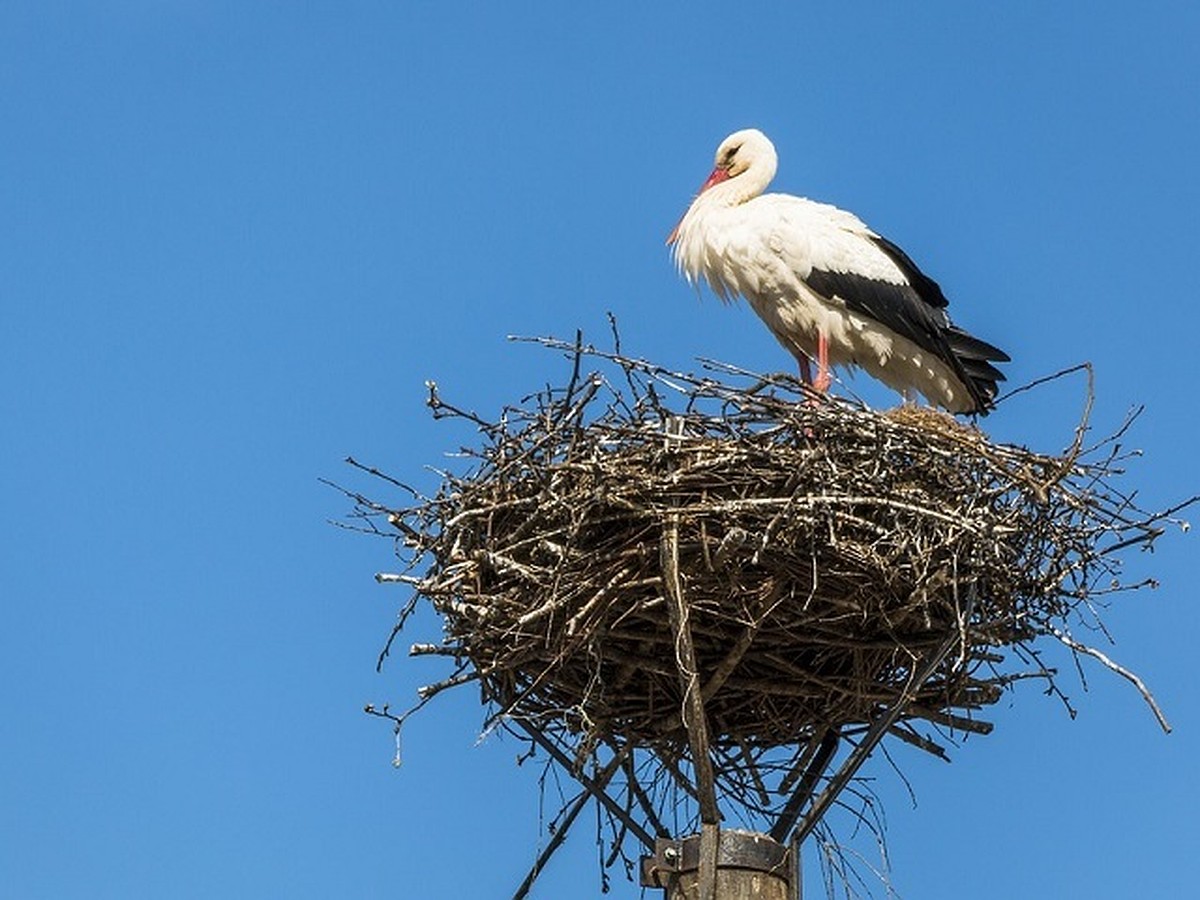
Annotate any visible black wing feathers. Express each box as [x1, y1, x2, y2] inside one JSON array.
[[805, 234, 1009, 413], [870, 234, 951, 309], [804, 267, 948, 360]]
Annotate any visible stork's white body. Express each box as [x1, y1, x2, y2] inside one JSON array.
[[669, 129, 1008, 415]]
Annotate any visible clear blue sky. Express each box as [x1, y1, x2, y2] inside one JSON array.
[[3, 3, 1198, 897]]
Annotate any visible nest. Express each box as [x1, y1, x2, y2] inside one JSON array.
[[345, 334, 1186, 885]]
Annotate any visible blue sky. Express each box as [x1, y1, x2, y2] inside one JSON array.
[[3, 3, 1198, 897]]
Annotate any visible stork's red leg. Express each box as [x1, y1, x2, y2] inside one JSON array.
[[813, 332, 832, 393]]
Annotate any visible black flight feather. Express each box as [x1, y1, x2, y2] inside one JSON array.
[[803, 235, 1009, 413]]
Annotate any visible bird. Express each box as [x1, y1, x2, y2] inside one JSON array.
[[667, 128, 1009, 415]]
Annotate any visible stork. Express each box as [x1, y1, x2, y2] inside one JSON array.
[[667, 128, 1009, 415]]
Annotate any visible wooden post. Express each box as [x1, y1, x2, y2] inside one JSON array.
[[647, 422, 797, 899], [642, 828, 796, 900]]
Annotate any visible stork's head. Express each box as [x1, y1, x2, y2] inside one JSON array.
[[666, 128, 779, 245], [711, 128, 777, 184], [689, 128, 779, 202]]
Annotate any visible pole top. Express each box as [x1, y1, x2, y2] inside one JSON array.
[[640, 829, 791, 888]]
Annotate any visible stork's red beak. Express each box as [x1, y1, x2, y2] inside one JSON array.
[[698, 166, 732, 193], [666, 166, 732, 245]]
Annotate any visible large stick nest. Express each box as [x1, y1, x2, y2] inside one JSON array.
[[359, 337, 1182, 767]]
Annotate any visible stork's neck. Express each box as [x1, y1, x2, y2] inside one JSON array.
[[672, 152, 778, 290]]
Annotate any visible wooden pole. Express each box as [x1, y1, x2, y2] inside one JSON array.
[[644, 828, 796, 900], [661, 512, 720, 826]]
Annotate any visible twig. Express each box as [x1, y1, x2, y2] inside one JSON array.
[[1050, 627, 1172, 733]]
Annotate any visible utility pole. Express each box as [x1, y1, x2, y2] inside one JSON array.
[[642, 829, 797, 900]]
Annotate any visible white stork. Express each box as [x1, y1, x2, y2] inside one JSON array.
[[668, 128, 1009, 415]]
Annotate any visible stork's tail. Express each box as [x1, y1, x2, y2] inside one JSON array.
[[945, 326, 1010, 414]]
